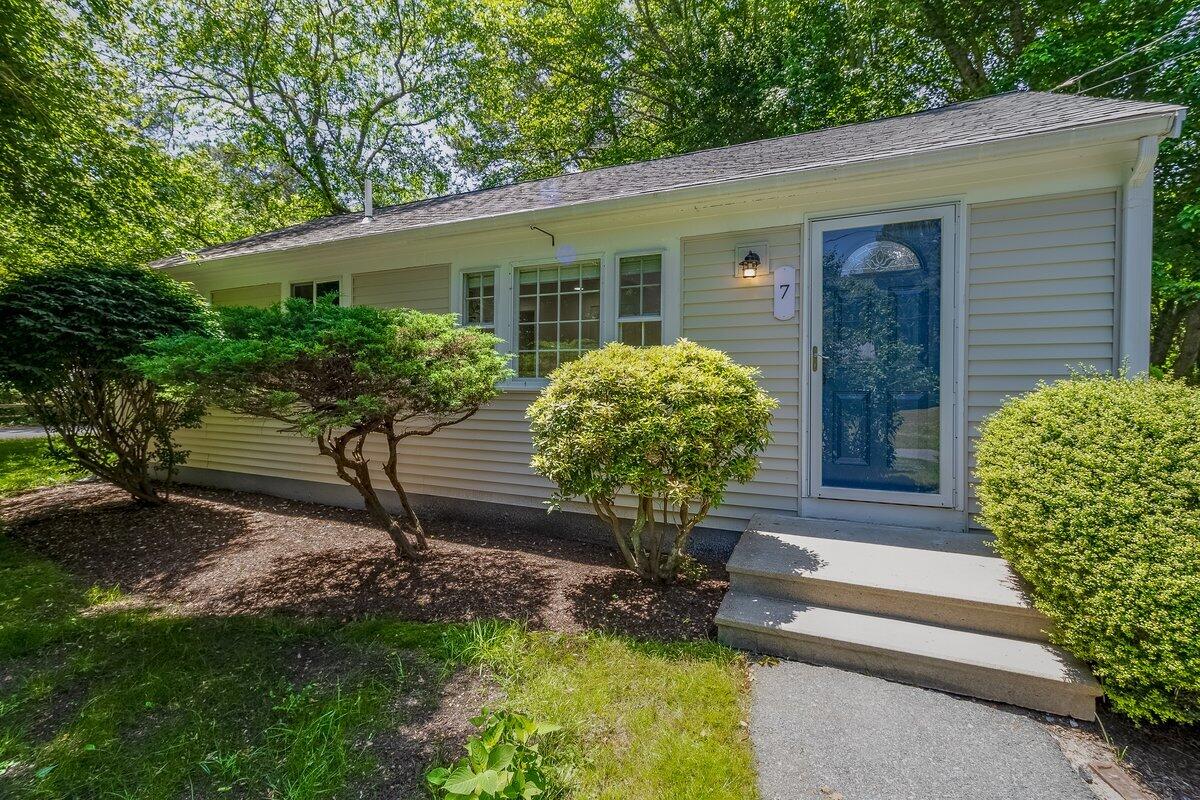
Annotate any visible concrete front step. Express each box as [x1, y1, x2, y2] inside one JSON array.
[[728, 514, 1050, 641], [717, 592, 1102, 720]]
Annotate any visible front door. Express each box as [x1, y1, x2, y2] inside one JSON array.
[[808, 205, 956, 507]]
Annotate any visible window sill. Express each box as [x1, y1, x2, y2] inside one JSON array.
[[499, 379, 548, 393]]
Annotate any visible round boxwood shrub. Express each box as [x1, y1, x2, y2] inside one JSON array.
[[975, 375, 1200, 722], [528, 340, 777, 583]]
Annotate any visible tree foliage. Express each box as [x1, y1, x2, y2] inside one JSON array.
[[447, 0, 926, 184], [976, 375, 1200, 722], [528, 341, 776, 583], [130, 0, 469, 214], [0, 0, 309, 271], [0, 263, 215, 503], [134, 299, 511, 558]]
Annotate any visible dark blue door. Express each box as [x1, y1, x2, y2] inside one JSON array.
[[819, 217, 942, 494]]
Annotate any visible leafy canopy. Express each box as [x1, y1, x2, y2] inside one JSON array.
[[976, 375, 1200, 723], [130, 0, 468, 214], [0, 263, 216, 503], [0, 263, 215, 392], [529, 340, 776, 512], [134, 298, 511, 437], [0, 0, 313, 271]]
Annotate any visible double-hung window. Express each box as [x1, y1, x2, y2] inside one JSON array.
[[617, 253, 662, 346], [291, 279, 341, 303], [462, 271, 496, 331], [516, 260, 601, 378]]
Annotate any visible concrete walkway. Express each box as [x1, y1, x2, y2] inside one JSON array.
[[0, 426, 46, 440], [751, 660, 1096, 800]]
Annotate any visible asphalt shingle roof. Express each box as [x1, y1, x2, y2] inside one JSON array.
[[157, 91, 1182, 268]]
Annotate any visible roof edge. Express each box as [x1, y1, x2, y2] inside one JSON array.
[[155, 96, 1185, 270]]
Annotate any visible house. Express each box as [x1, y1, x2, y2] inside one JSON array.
[[157, 91, 1186, 719]]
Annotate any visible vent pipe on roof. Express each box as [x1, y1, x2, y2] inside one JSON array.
[[361, 177, 373, 223]]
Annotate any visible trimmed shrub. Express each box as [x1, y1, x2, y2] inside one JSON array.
[[975, 375, 1200, 722], [134, 299, 510, 558], [0, 263, 214, 503], [528, 340, 777, 583]]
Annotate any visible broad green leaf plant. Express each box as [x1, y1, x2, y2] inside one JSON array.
[[426, 709, 562, 800], [134, 299, 511, 558], [528, 340, 776, 583]]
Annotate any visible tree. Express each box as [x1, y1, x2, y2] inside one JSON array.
[[447, 0, 924, 185], [134, 299, 511, 559], [0, 0, 308, 272], [129, 0, 468, 214], [0, 263, 216, 503], [528, 341, 777, 583]]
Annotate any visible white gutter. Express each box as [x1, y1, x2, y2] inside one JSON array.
[[1117, 122, 1179, 376]]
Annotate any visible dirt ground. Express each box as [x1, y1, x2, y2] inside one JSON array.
[[0, 481, 727, 640]]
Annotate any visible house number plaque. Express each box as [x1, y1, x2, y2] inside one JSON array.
[[773, 265, 796, 321]]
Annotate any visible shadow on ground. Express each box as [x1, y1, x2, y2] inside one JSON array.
[[1, 482, 728, 641]]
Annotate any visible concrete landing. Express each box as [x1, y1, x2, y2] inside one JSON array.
[[751, 660, 1096, 800]]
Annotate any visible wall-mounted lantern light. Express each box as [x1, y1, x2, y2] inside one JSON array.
[[738, 250, 761, 279]]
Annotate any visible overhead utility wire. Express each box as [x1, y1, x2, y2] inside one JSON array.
[[1052, 15, 1200, 91], [1079, 45, 1200, 94]]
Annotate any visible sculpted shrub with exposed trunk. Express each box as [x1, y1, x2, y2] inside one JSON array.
[[0, 263, 215, 504], [133, 299, 510, 559], [528, 340, 777, 583]]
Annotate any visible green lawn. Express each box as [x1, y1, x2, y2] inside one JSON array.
[[0, 438, 85, 498], [0, 443, 757, 799]]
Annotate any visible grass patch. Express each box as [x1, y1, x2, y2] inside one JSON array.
[[0, 543, 756, 799], [0, 439, 85, 498], [435, 621, 757, 800]]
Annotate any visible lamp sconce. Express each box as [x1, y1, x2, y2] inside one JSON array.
[[738, 251, 761, 279], [735, 243, 768, 278]]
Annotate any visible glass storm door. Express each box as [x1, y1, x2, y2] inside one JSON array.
[[808, 206, 955, 506]]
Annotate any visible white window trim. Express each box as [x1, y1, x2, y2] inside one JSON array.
[[460, 268, 498, 332], [614, 249, 666, 347], [505, 253, 608, 388], [451, 247, 673, 392], [289, 276, 344, 305]]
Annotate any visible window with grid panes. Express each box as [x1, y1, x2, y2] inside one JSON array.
[[462, 271, 495, 330], [516, 260, 601, 378], [617, 253, 662, 346]]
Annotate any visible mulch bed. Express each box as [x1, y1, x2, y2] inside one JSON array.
[[1048, 711, 1200, 800], [0, 481, 727, 640]]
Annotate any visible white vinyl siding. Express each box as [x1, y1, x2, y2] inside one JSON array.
[[681, 226, 802, 530], [178, 267, 582, 525], [172, 187, 1127, 535], [210, 283, 281, 308], [966, 189, 1118, 518], [177, 228, 801, 533], [352, 264, 450, 312]]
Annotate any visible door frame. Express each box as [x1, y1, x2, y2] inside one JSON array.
[[805, 203, 960, 508]]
